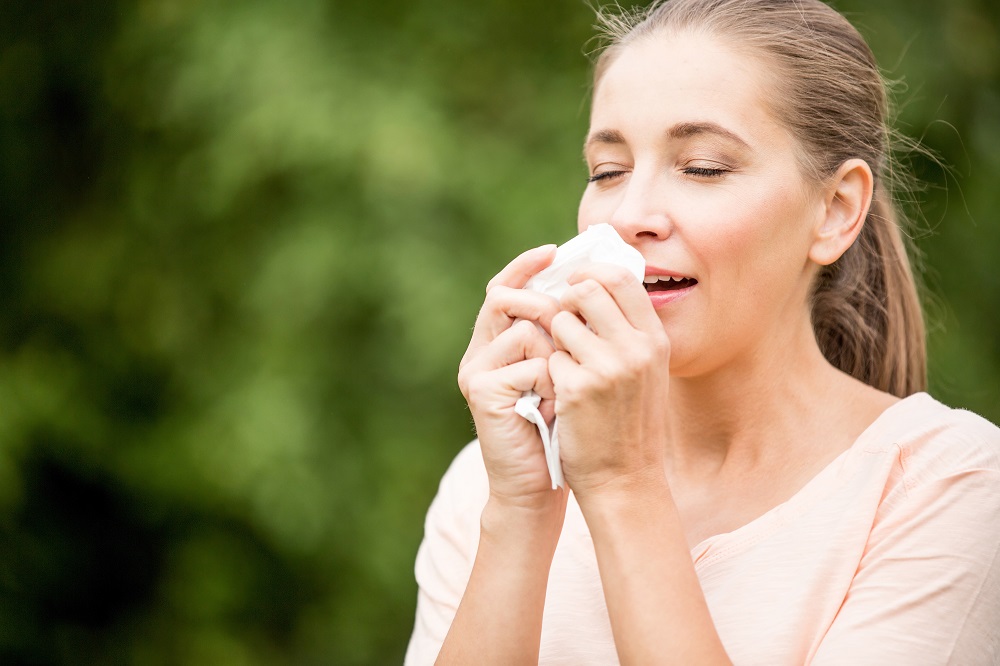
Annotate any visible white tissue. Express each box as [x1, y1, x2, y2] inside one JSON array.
[[513, 223, 645, 488]]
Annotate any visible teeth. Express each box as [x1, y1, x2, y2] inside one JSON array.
[[644, 275, 689, 283]]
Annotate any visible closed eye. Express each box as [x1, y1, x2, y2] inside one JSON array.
[[587, 170, 629, 184], [683, 166, 729, 178]]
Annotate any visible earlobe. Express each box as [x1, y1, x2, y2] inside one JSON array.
[[808, 158, 874, 266]]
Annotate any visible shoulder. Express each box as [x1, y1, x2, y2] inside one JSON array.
[[854, 393, 1000, 522], [809, 396, 1000, 664], [880, 393, 1000, 485], [420, 439, 490, 545], [434, 439, 490, 507], [413, 440, 489, 596]]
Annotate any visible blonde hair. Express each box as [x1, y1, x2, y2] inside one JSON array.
[[592, 0, 927, 397]]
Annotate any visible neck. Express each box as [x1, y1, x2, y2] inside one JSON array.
[[665, 316, 854, 479]]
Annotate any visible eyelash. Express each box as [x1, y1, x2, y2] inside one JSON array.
[[586, 166, 730, 183], [587, 170, 628, 183], [683, 166, 729, 178]]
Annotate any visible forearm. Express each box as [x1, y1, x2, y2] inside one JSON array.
[[578, 479, 731, 665], [436, 495, 566, 665]]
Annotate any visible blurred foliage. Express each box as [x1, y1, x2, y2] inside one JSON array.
[[0, 0, 997, 663]]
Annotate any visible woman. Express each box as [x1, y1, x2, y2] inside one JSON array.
[[406, 0, 1000, 663]]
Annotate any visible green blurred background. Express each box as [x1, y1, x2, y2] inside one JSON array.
[[0, 0, 997, 663]]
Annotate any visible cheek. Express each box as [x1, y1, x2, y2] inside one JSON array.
[[693, 186, 812, 299], [577, 189, 613, 232]]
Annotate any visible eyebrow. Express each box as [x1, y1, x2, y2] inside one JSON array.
[[584, 121, 751, 151], [585, 128, 627, 147], [668, 121, 751, 149]]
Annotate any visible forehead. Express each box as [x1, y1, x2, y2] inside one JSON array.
[[591, 30, 785, 145]]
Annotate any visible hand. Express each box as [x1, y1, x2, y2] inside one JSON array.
[[548, 263, 671, 499], [458, 245, 566, 509]]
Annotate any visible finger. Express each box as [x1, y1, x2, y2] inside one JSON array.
[[547, 349, 582, 396], [462, 319, 555, 383], [486, 244, 557, 292], [532, 357, 556, 402], [568, 263, 660, 332], [466, 287, 560, 356], [493, 356, 551, 396], [470, 357, 553, 409], [559, 278, 634, 340], [550, 309, 607, 366]]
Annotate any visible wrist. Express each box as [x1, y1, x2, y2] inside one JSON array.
[[574, 467, 675, 529], [573, 461, 670, 504], [481, 491, 567, 553]]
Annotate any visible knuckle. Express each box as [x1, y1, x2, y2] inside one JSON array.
[[623, 343, 655, 371], [513, 318, 536, 336], [560, 281, 590, 306], [549, 310, 575, 335], [463, 373, 490, 404], [577, 279, 602, 297], [457, 365, 474, 396], [637, 327, 669, 356], [482, 285, 509, 307], [524, 356, 546, 375], [502, 319, 530, 346], [556, 383, 583, 409], [608, 267, 636, 290], [649, 332, 670, 356], [595, 359, 625, 383], [620, 353, 646, 375], [558, 376, 594, 408], [552, 310, 576, 326], [539, 300, 560, 322]]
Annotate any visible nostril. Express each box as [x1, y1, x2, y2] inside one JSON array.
[[611, 210, 673, 242]]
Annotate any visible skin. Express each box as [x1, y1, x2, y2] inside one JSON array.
[[442, 29, 898, 664]]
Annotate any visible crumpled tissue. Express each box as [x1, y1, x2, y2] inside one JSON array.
[[513, 223, 645, 488]]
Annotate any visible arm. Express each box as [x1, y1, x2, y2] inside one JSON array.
[[577, 478, 731, 665], [431, 245, 568, 664], [436, 495, 566, 664], [549, 266, 731, 665], [405, 443, 567, 666]]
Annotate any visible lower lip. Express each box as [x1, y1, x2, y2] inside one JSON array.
[[646, 285, 695, 309]]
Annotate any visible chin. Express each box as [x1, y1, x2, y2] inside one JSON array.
[[664, 338, 728, 381]]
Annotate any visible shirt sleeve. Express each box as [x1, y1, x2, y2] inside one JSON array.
[[404, 441, 488, 666], [811, 415, 1000, 665]]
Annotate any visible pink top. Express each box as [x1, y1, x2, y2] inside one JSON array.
[[405, 393, 1000, 665]]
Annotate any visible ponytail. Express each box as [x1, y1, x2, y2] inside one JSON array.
[[810, 187, 926, 397]]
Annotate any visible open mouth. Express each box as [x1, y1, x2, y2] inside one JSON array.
[[643, 275, 698, 292]]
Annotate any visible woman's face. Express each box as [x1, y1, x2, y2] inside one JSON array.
[[579, 30, 826, 377]]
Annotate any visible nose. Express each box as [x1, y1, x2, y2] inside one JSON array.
[[608, 170, 672, 242]]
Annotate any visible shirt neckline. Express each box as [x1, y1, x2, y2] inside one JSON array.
[[688, 392, 935, 564]]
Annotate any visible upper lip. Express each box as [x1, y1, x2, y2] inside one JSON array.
[[643, 266, 696, 281]]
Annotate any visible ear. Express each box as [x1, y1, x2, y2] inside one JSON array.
[[808, 158, 874, 266]]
